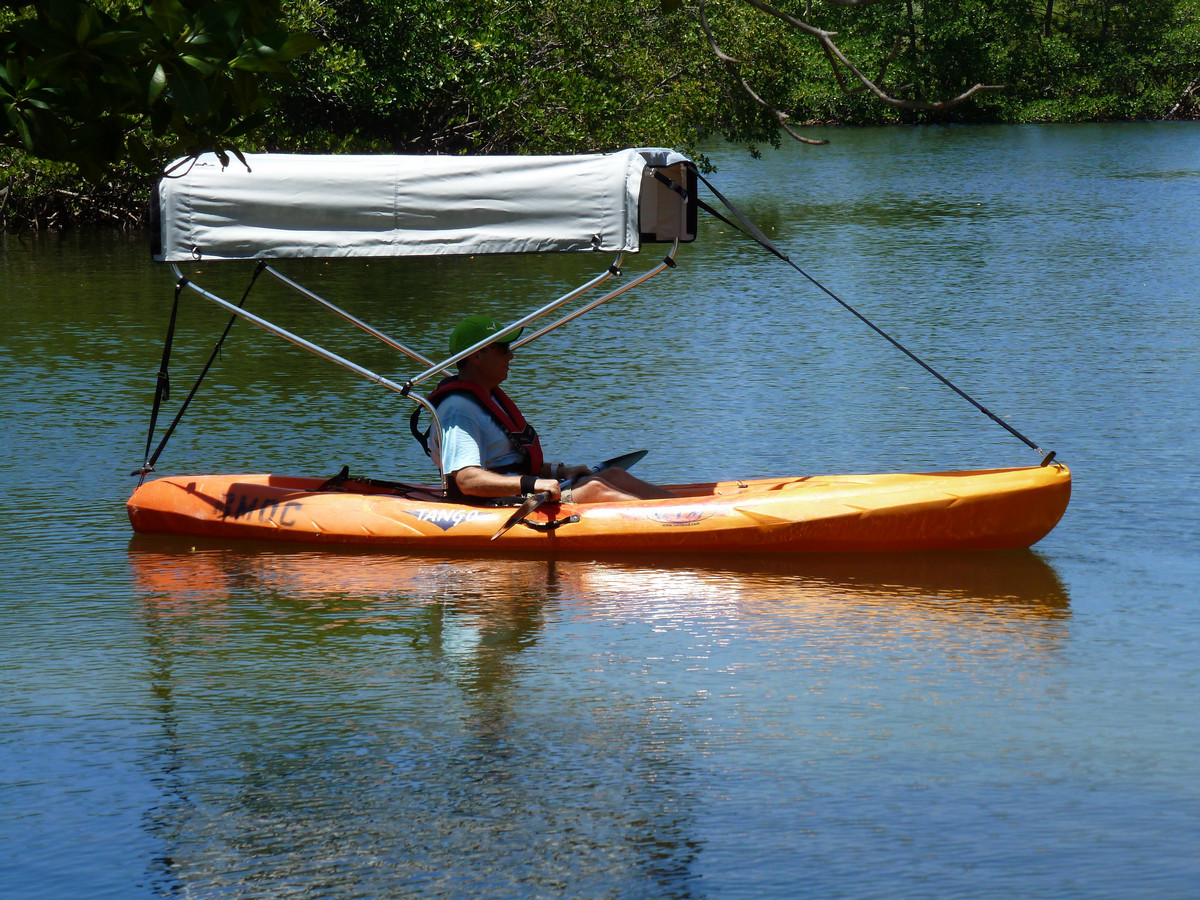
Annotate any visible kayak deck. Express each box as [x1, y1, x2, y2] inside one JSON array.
[[126, 464, 1071, 553]]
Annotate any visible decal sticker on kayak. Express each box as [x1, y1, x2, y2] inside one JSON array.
[[223, 493, 303, 527], [645, 509, 718, 527], [406, 508, 488, 532]]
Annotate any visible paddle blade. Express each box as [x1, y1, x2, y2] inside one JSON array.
[[490, 491, 549, 541], [593, 449, 647, 473]]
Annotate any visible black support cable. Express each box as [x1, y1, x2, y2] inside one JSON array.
[[135, 278, 184, 482], [134, 262, 267, 483], [691, 170, 1057, 466]]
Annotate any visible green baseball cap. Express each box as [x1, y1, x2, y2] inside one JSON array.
[[448, 315, 523, 356]]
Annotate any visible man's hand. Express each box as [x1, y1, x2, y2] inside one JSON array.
[[532, 478, 562, 500], [560, 464, 592, 482]]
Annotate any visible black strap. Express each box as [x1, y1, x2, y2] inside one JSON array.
[[134, 278, 184, 482], [133, 263, 265, 482], [409, 405, 432, 456], [694, 170, 1058, 465], [519, 514, 581, 532], [651, 168, 690, 202], [315, 466, 434, 496], [318, 465, 351, 491]]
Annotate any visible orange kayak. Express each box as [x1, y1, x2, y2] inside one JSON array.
[[126, 464, 1070, 553]]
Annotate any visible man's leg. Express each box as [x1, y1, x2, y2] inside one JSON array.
[[570, 467, 675, 502]]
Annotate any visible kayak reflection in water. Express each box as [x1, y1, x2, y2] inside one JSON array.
[[430, 315, 675, 505]]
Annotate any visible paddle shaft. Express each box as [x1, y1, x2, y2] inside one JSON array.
[[489, 449, 648, 540]]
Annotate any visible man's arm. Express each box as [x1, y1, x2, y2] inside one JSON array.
[[452, 466, 561, 499]]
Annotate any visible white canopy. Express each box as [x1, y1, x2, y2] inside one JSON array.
[[152, 148, 694, 262]]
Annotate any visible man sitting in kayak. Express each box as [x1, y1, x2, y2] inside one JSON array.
[[430, 315, 674, 504]]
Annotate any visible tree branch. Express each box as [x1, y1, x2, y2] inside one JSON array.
[[1167, 76, 1200, 119], [743, 0, 1003, 109], [698, 1, 829, 145], [707, 0, 1006, 145]]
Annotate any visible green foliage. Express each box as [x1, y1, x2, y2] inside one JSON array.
[[0, 0, 316, 178], [682, 0, 1196, 127], [0, 148, 151, 228], [4, 0, 1199, 230], [268, 0, 755, 157]]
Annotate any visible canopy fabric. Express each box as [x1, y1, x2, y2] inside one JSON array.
[[152, 148, 691, 262]]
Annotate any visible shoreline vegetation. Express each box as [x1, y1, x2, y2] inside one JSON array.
[[3, 0, 1198, 233]]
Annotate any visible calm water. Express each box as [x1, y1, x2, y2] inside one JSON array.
[[2, 123, 1199, 898]]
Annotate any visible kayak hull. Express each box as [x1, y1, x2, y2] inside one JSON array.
[[126, 464, 1071, 553]]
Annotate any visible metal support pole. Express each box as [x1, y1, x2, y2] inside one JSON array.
[[169, 264, 413, 398], [263, 265, 446, 374], [406, 253, 626, 387]]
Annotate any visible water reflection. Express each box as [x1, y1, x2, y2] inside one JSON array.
[[127, 540, 1068, 895], [557, 549, 1069, 619], [129, 537, 1071, 624], [129, 542, 711, 896]]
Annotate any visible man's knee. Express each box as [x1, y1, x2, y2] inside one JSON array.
[[571, 478, 624, 504]]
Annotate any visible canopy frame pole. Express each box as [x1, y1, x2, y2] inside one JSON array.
[[168, 247, 673, 490], [262, 265, 447, 374], [264, 257, 625, 491], [405, 242, 677, 390], [169, 264, 414, 397], [404, 252, 628, 389], [409, 394, 446, 494], [515, 240, 680, 348], [168, 264, 454, 494]]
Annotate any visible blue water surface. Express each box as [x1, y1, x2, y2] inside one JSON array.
[[2, 122, 1199, 899]]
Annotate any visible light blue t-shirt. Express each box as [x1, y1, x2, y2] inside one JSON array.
[[434, 393, 526, 475]]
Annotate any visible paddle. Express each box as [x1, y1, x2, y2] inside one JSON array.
[[490, 450, 648, 541], [588, 449, 648, 476]]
